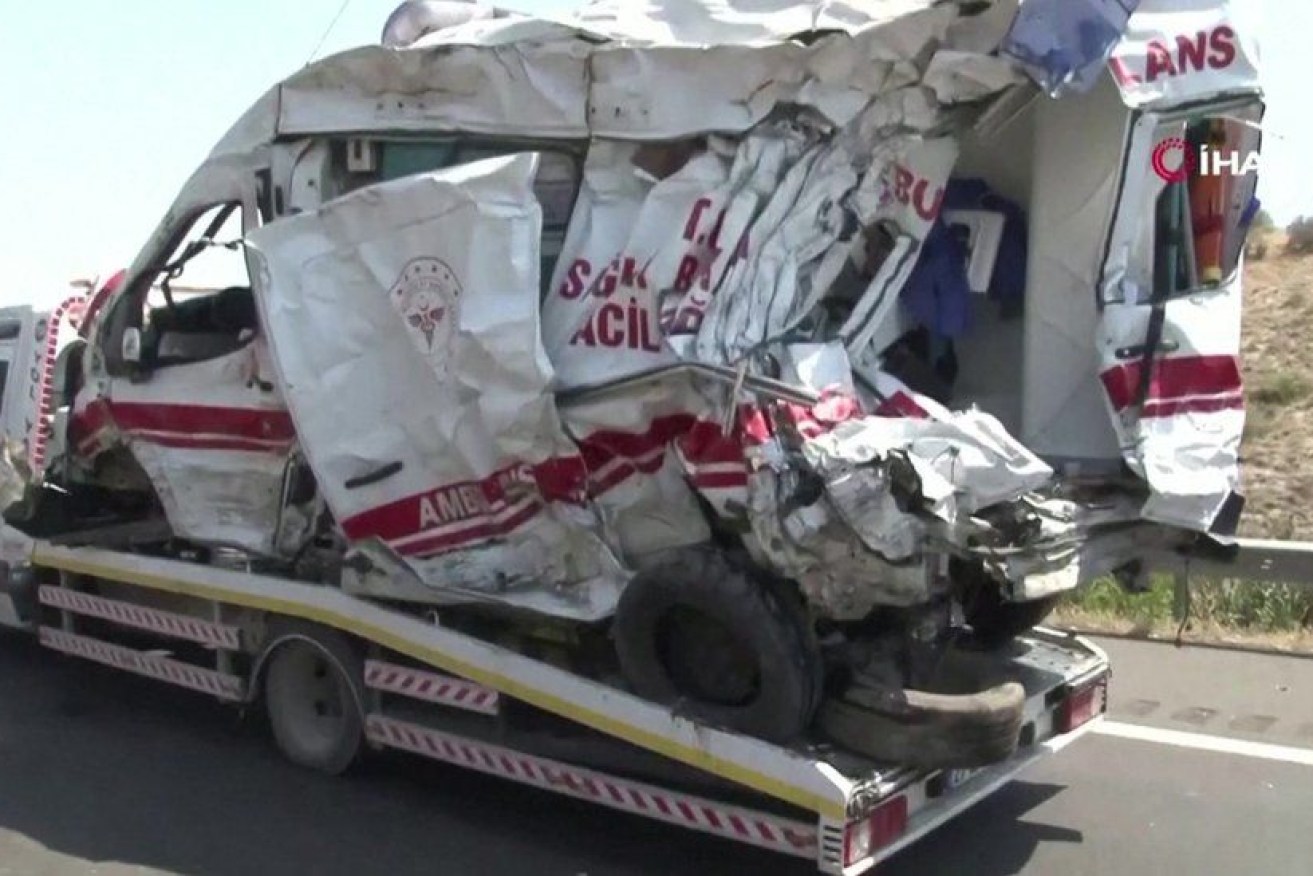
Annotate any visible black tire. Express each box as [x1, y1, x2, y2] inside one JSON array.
[[953, 560, 1060, 649], [613, 547, 823, 742], [263, 628, 365, 775], [966, 590, 1061, 649], [820, 680, 1026, 770]]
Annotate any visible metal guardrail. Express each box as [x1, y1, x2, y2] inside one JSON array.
[[1156, 538, 1313, 588]]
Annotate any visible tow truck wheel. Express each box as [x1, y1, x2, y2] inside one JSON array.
[[613, 547, 823, 743], [263, 629, 365, 775]]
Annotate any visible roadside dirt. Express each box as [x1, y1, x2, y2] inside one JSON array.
[[1239, 236, 1313, 540]]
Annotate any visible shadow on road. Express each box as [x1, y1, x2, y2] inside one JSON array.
[[881, 781, 1083, 876], [0, 632, 1079, 876]]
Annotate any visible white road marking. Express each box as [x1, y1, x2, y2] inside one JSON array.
[[1095, 720, 1313, 766]]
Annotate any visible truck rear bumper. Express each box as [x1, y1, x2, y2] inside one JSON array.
[[841, 711, 1106, 874], [829, 632, 1109, 873]]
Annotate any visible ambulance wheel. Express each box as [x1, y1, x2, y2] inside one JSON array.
[[613, 546, 823, 742], [954, 560, 1060, 648], [966, 594, 1061, 648], [263, 630, 365, 775]]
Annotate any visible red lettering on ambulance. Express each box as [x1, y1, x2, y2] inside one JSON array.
[[891, 164, 944, 222], [1115, 25, 1239, 85], [1209, 26, 1237, 69], [683, 198, 713, 241], [570, 297, 663, 351], [558, 259, 591, 299]]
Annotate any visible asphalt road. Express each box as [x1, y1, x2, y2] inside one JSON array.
[[2, 632, 1312, 876]]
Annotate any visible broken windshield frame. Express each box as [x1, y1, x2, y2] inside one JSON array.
[[100, 197, 257, 378]]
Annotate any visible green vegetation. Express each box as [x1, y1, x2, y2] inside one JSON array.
[[1250, 372, 1313, 407], [1059, 574, 1313, 635], [1240, 372, 1310, 443]]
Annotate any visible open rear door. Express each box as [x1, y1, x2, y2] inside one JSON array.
[[246, 153, 625, 620], [1096, 97, 1261, 535]]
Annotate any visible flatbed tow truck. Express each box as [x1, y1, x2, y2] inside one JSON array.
[[0, 283, 1109, 873], [0, 0, 1265, 870], [2, 541, 1108, 873]]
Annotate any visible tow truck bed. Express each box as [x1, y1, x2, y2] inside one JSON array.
[[4, 542, 1109, 874]]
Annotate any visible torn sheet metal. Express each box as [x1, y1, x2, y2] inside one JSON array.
[[837, 135, 960, 357], [580, 11, 957, 139], [539, 95, 977, 573], [746, 460, 937, 613], [543, 141, 740, 388], [800, 409, 1055, 521], [247, 154, 627, 620], [692, 130, 863, 364], [693, 117, 961, 367], [1107, 0, 1261, 109], [556, 371, 714, 561], [922, 50, 1027, 104], [734, 343, 1061, 610]]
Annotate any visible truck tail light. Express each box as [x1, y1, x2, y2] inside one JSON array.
[[1057, 674, 1108, 734], [843, 794, 909, 867]]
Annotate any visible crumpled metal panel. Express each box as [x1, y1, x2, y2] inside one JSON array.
[[800, 409, 1055, 521], [732, 342, 1061, 612], [557, 373, 714, 561], [103, 344, 294, 557], [229, 0, 1023, 151], [582, 11, 957, 139], [247, 154, 627, 620]]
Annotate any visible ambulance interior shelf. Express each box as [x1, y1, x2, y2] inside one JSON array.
[[873, 177, 1027, 408], [1116, 106, 1262, 309]]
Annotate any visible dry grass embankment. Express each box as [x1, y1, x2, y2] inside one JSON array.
[[1055, 231, 1313, 650]]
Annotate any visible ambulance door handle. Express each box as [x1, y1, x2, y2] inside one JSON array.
[[344, 461, 403, 490], [1115, 339, 1179, 360]]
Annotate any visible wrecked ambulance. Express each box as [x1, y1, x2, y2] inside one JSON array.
[[6, 0, 1263, 753]]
